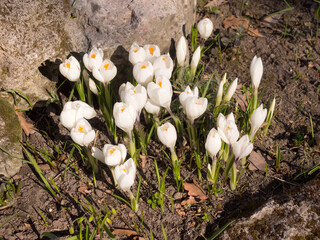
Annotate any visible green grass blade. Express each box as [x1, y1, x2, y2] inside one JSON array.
[[207, 219, 235, 240]]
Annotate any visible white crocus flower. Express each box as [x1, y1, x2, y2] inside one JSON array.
[[217, 112, 239, 145], [205, 128, 222, 159], [88, 78, 99, 95], [114, 158, 136, 192], [223, 78, 238, 102], [143, 44, 161, 63], [250, 104, 268, 139], [70, 118, 95, 147], [144, 98, 161, 116], [92, 59, 117, 84], [147, 76, 173, 110], [190, 46, 201, 78], [129, 42, 147, 65], [60, 101, 96, 130], [176, 36, 188, 67], [153, 54, 174, 79], [179, 86, 199, 110], [119, 82, 147, 119], [133, 61, 154, 87], [250, 56, 263, 89], [102, 144, 127, 167], [185, 96, 208, 124], [113, 102, 137, 139], [59, 56, 81, 82], [215, 77, 225, 107], [197, 18, 214, 40], [157, 122, 177, 153], [232, 135, 253, 164], [83, 47, 104, 72]]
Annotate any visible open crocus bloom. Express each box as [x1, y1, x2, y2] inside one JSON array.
[[59, 56, 81, 82], [113, 102, 137, 136], [157, 122, 177, 152], [129, 42, 147, 65], [60, 101, 96, 130], [70, 118, 95, 147], [185, 96, 208, 124], [217, 112, 239, 145], [250, 56, 263, 89], [133, 60, 154, 87], [197, 18, 214, 40], [232, 135, 253, 164], [144, 98, 161, 116], [83, 47, 103, 72], [250, 104, 267, 138], [114, 158, 136, 192], [143, 44, 160, 63], [103, 144, 127, 167], [179, 86, 199, 109], [147, 75, 173, 109], [176, 36, 188, 67], [119, 82, 147, 116], [92, 59, 117, 84], [153, 54, 174, 79], [205, 128, 222, 159]]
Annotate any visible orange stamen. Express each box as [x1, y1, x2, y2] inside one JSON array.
[[104, 64, 109, 70], [66, 62, 71, 68], [162, 57, 166, 61], [227, 126, 231, 130], [78, 126, 84, 133], [134, 50, 138, 53], [158, 81, 162, 87], [109, 148, 115, 154], [141, 65, 146, 69], [149, 47, 154, 56], [123, 168, 126, 173], [121, 108, 125, 112], [91, 53, 96, 59]]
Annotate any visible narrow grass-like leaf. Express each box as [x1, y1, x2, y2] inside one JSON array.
[[207, 219, 235, 240], [40, 232, 59, 240]]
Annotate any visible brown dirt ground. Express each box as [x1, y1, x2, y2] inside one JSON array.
[[1, 0, 320, 239]]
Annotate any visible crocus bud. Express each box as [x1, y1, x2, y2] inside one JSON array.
[[157, 122, 177, 152], [70, 118, 95, 147], [102, 144, 127, 167], [143, 44, 161, 63], [91, 147, 105, 162], [250, 104, 267, 139], [179, 86, 199, 110], [266, 97, 276, 123], [190, 46, 201, 78], [217, 112, 239, 145], [153, 54, 174, 79], [147, 76, 173, 110], [88, 78, 98, 95], [250, 56, 263, 89], [176, 36, 188, 67], [83, 47, 104, 72], [133, 61, 154, 87], [232, 135, 253, 164], [129, 42, 147, 65], [223, 78, 238, 102], [205, 128, 222, 158], [59, 56, 81, 82], [144, 98, 161, 116], [215, 78, 224, 107], [113, 102, 137, 137], [185, 96, 208, 124], [92, 59, 117, 84], [114, 158, 136, 192], [197, 18, 214, 40]]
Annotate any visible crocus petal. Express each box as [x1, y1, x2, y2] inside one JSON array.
[[91, 147, 105, 162]]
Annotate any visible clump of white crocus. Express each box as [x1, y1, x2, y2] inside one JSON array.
[[113, 102, 137, 140], [60, 101, 96, 130], [250, 104, 267, 140], [133, 61, 154, 87], [153, 54, 174, 79], [144, 98, 161, 117], [176, 36, 188, 67], [83, 47, 104, 72], [59, 56, 81, 82], [143, 44, 161, 63], [223, 78, 238, 102], [250, 56, 263, 90], [185, 96, 208, 124], [119, 82, 147, 120], [70, 118, 95, 147], [92, 59, 117, 84], [197, 18, 214, 40], [147, 75, 173, 111], [232, 135, 253, 164], [205, 128, 222, 183], [217, 112, 239, 145], [190, 46, 201, 79], [129, 42, 146, 65]]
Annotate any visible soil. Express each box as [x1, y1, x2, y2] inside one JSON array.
[[1, 0, 320, 239]]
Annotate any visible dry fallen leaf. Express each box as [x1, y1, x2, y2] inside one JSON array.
[[112, 228, 138, 237], [78, 186, 87, 194], [15, 106, 36, 136], [261, 12, 284, 26], [248, 150, 271, 171], [140, 154, 147, 169], [205, 0, 227, 8], [184, 182, 208, 200], [224, 15, 264, 37], [181, 196, 198, 206]]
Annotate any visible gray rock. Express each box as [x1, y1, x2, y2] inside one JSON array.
[[0, 0, 196, 107], [220, 179, 320, 239], [0, 99, 23, 177]]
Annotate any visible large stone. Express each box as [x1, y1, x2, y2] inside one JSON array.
[[220, 179, 320, 239], [0, 99, 23, 177], [0, 0, 196, 107]]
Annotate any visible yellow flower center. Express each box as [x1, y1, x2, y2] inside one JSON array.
[[162, 57, 166, 61], [104, 64, 109, 70], [121, 108, 125, 112], [133, 90, 136, 94], [91, 53, 96, 59], [78, 126, 84, 133], [158, 81, 162, 87], [109, 148, 115, 154], [149, 47, 154, 56], [141, 65, 146, 69], [187, 91, 190, 94], [165, 126, 169, 131], [227, 126, 231, 130], [133, 50, 138, 53], [123, 168, 126, 173], [66, 62, 71, 68], [195, 101, 199, 105]]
